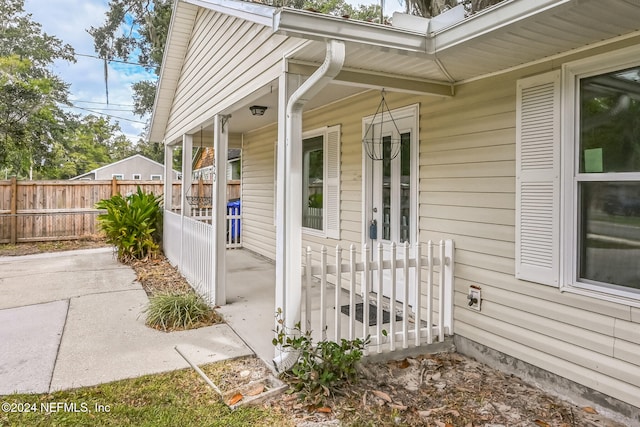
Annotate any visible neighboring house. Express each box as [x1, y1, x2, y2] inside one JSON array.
[[192, 147, 241, 181], [70, 154, 181, 181], [150, 0, 640, 421]]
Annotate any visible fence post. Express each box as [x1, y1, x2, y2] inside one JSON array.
[[111, 177, 118, 196], [10, 177, 17, 244]]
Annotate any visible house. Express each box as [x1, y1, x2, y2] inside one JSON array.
[[149, 0, 640, 421], [192, 147, 241, 182], [70, 154, 180, 181]]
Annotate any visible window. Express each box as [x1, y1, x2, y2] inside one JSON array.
[[517, 45, 640, 301], [150, 174, 162, 181], [303, 135, 324, 230], [301, 126, 341, 238], [573, 62, 640, 294], [133, 174, 141, 180], [112, 174, 124, 180]]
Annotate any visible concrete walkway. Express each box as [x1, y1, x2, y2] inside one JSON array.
[[0, 248, 252, 395]]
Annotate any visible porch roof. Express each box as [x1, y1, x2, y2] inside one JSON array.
[[149, 0, 640, 142]]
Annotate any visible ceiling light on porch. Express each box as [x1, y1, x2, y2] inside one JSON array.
[[249, 105, 267, 116], [363, 90, 401, 161]]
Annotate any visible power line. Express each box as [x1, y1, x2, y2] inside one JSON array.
[[68, 105, 147, 124], [76, 53, 150, 68], [70, 99, 135, 107]]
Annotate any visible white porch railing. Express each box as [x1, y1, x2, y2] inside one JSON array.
[[163, 210, 214, 303], [163, 209, 242, 305], [188, 205, 242, 248], [302, 240, 454, 354]]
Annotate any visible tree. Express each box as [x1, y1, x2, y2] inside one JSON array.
[[0, 0, 76, 178], [403, 0, 505, 17], [50, 115, 135, 179], [88, 0, 172, 116]]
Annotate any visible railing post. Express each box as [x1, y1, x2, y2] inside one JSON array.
[[443, 239, 455, 336], [10, 177, 17, 244], [334, 245, 342, 342], [376, 243, 383, 353], [305, 246, 312, 333], [389, 242, 396, 352], [320, 246, 327, 341], [402, 242, 409, 349], [426, 241, 433, 344], [362, 244, 370, 342], [348, 244, 356, 341], [438, 240, 446, 343], [414, 243, 422, 348]]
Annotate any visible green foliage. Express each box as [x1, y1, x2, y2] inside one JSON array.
[[145, 292, 217, 331], [88, 0, 173, 116], [96, 187, 162, 262], [0, 0, 76, 178], [273, 309, 369, 404]]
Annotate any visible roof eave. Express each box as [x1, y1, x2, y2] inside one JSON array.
[[273, 8, 431, 56], [434, 0, 572, 51]]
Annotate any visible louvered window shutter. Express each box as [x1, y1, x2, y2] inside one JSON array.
[[325, 125, 341, 239], [515, 71, 560, 286]]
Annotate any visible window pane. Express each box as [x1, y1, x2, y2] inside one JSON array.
[[580, 66, 640, 173], [303, 136, 323, 230], [400, 132, 411, 243], [382, 135, 391, 241], [578, 182, 640, 290]]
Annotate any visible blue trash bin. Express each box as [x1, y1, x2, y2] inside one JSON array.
[[226, 199, 241, 241]]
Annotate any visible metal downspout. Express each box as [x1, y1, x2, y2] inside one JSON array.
[[273, 39, 345, 372]]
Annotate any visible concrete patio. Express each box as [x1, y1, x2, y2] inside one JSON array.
[[0, 248, 253, 395]]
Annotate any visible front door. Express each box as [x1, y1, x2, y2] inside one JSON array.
[[364, 105, 418, 306]]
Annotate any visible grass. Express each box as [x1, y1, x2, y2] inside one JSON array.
[[0, 363, 292, 427], [144, 293, 222, 332]]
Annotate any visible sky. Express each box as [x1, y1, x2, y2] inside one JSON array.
[[23, 0, 405, 142], [24, 0, 155, 141]]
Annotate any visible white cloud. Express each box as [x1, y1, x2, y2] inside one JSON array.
[[24, 0, 153, 139]]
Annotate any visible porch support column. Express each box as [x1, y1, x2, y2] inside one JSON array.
[[179, 134, 193, 266], [274, 39, 345, 370], [181, 134, 193, 218], [163, 142, 174, 213], [211, 114, 229, 306]]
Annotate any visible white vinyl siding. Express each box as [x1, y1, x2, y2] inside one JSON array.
[[241, 125, 278, 260], [418, 63, 640, 409], [515, 70, 561, 286], [163, 9, 306, 143]]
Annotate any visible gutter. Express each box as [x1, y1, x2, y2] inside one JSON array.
[[273, 39, 346, 372]]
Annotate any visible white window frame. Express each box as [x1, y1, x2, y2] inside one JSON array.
[[561, 44, 640, 304], [150, 174, 162, 181], [301, 125, 341, 239], [132, 173, 142, 180], [302, 128, 327, 237], [112, 174, 124, 180]]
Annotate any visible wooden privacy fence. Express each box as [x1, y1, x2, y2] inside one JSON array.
[[0, 178, 240, 243], [303, 240, 454, 355]]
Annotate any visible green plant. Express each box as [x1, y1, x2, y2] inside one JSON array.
[[145, 292, 219, 331], [273, 309, 369, 404], [96, 187, 162, 262]]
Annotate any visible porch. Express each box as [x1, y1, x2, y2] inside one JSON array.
[[213, 244, 455, 366]]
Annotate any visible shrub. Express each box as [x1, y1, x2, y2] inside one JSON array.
[[96, 187, 162, 262], [273, 309, 369, 404], [145, 292, 219, 331]]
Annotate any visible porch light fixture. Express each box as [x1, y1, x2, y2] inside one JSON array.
[[363, 89, 401, 161], [249, 105, 267, 116]]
